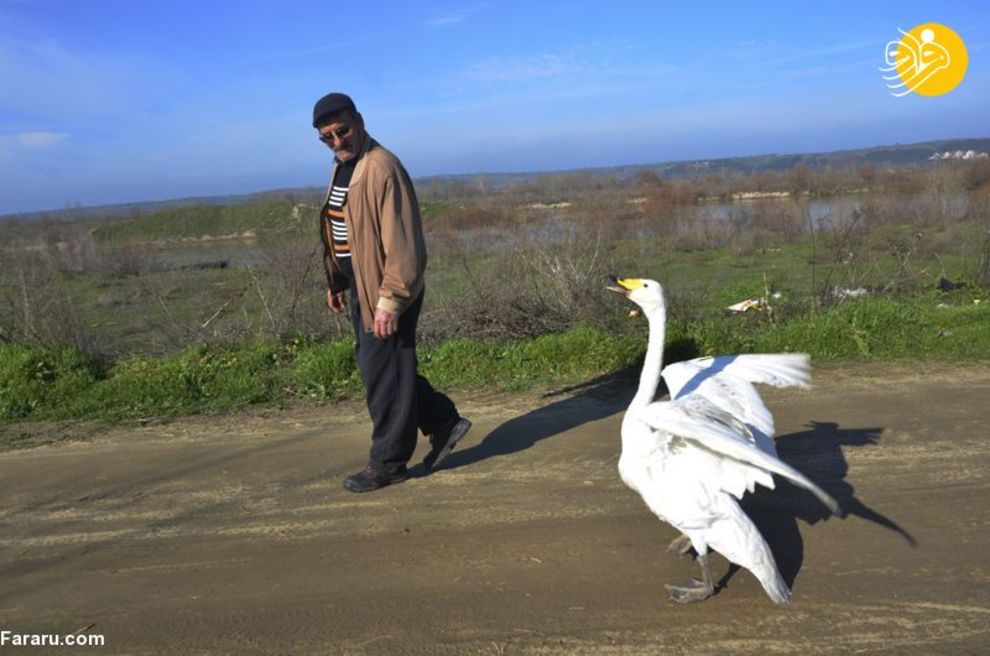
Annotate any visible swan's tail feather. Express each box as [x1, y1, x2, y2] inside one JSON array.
[[760, 566, 792, 605], [705, 499, 792, 605]]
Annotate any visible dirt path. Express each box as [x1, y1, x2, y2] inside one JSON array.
[[1, 362, 988, 655]]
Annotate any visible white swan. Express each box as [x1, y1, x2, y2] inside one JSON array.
[[608, 276, 842, 603]]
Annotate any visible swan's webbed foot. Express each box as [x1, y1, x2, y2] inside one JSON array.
[[666, 534, 694, 557], [664, 580, 714, 603], [664, 552, 715, 603]]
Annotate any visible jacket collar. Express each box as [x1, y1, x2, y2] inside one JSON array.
[[332, 134, 378, 186]]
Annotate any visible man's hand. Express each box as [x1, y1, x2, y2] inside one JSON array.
[[373, 308, 398, 339], [327, 289, 347, 313]]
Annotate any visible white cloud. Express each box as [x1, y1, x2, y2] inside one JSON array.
[[425, 3, 488, 28], [457, 53, 590, 85], [15, 130, 68, 147], [426, 14, 463, 27], [0, 130, 68, 152]]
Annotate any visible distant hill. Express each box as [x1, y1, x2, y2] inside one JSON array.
[[418, 137, 990, 186], [656, 137, 990, 176], [2, 188, 327, 222], [4, 137, 988, 221]]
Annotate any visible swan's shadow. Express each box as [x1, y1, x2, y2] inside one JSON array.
[[437, 342, 917, 598], [716, 421, 917, 593]]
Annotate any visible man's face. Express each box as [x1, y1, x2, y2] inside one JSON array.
[[317, 112, 365, 163]]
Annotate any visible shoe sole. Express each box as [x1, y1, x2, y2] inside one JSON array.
[[426, 418, 472, 472]]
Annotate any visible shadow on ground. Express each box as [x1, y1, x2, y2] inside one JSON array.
[[717, 421, 918, 594], [439, 338, 706, 473], [438, 346, 918, 598], [440, 366, 640, 472]]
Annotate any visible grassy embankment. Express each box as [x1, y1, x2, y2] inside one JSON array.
[[2, 289, 987, 425]]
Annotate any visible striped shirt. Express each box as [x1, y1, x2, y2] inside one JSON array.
[[323, 159, 356, 260]]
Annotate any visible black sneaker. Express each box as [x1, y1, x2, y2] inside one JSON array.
[[343, 464, 408, 493], [424, 417, 472, 472]]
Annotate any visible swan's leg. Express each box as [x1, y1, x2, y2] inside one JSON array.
[[666, 534, 694, 557], [664, 552, 715, 603]]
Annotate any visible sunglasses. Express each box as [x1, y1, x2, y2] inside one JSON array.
[[318, 124, 353, 143]]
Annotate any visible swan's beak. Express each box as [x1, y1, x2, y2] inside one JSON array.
[[606, 275, 644, 295], [607, 276, 644, 316]]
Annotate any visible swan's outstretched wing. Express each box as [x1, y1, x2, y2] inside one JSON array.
[[640, 395, 841, 516], [661, 354, 810, 446]]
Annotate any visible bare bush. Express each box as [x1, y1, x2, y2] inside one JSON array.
[[963, 160, 990, 191], [750, 198, 806, 241], [0, 249, 103, 355], [254, 235, 347, 338], [89, 242, 149, 278], [971, 188, 990, 288], [421, 229, 621, 343], [135, 234, 348, 352], [431, 205, 516, 233]]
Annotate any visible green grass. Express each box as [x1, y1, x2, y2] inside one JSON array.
[[0, 328, 643, 424], [68, 342, 286, 420], [0, 345, 101, 420], [753, 295, 990, 360], [421, 326, 643, 391], [2, 295, 987, 426]]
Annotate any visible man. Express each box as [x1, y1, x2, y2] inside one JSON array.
[[312, 92, 471, 493]]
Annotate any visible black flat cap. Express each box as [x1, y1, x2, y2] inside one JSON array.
[[312, 92, 357, 127]]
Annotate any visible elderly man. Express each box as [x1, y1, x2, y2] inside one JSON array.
[[313, 92, 471, 493]]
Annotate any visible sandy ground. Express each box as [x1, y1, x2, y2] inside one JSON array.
[[1, 362, 988, 655]]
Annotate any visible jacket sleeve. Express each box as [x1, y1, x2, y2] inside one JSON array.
[[374, 162, 426, 315]]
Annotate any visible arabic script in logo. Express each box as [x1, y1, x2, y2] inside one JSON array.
[[880, 23, 968, 97]]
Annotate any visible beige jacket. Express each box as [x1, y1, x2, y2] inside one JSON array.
[[321, 137, 427, 332]]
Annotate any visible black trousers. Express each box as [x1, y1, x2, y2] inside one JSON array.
[[350, 289, 457, 472]]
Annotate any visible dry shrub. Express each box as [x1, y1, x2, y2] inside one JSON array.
[[858, 178, 967, 231], [569, 198, 646, 244], [426, 205, 524, 259], [20, 222, 153, 279], [855, 191, 895, 227], [85, 242, 149, 278], [0, 249, 103, 355], [978, 234, 990, 289], [790, 164, 811, 193], [665, 206, 735, 252], [641, 179, 696, 217], [421, 229, 620, 343], [750, 198, 805, 241], [130, 235, 347, 353], [254, 235, 345, 338], [883, 169, 926, 195], [971, 188, 990, 287], [964, 159, 990, 191], [431, 205, 516, 232]]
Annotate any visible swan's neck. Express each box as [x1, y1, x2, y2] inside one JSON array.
[[631, 305, 666, 410]]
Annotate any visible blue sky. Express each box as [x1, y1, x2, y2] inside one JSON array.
[[1, 0, 988, 215]]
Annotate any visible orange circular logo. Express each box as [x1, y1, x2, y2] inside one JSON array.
[[881, 23, 968, 97]]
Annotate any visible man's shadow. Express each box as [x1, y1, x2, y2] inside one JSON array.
[[721, 420, 917, 592], [438, 367, 636, 471]]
